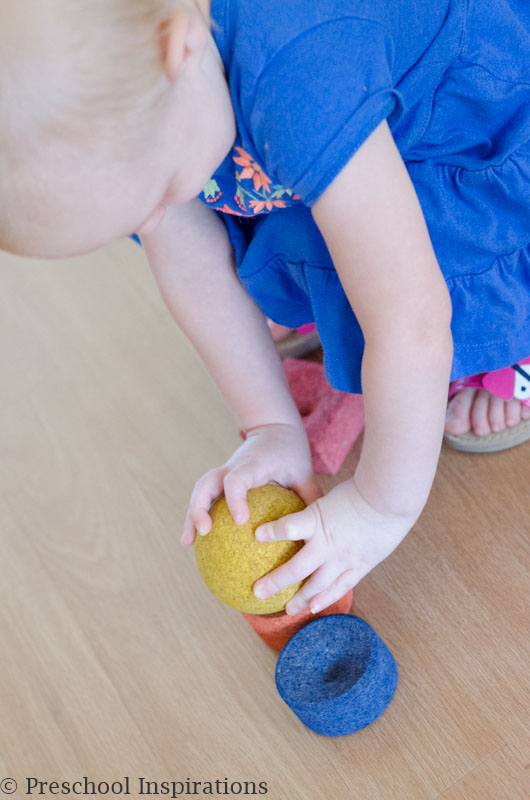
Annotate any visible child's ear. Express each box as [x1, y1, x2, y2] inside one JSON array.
[[159, 8, 207, 83]]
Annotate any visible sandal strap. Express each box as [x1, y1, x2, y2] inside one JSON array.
[[448, 374, 484, 399], [449, 357, 530, 407]]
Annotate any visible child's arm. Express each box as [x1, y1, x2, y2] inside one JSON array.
[[140, 200, 322, 534], [312, 119, 454, 518], [252, 120, 454, 613], [141, 199, 301, 431]]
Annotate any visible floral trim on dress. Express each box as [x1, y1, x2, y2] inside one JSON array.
[[202, 146, 300, 217]]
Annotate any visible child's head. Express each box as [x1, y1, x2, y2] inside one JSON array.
[[0, 0, 235, 257]]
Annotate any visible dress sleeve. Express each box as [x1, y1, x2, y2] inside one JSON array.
[[249, 17, 405, 206]]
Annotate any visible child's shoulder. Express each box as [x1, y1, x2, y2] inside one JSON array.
[[204, 1, 464, 212], [212, 0, 460, 90], [213, 0, 399, 69]]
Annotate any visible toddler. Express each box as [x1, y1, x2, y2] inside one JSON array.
[[1, 0, 529, 616]]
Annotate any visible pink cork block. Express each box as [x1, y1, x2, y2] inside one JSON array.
[[238, 358, 364, 474], [283, 359, 364, 474], [242, 589, 354, 651]]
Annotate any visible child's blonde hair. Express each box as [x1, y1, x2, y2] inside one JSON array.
[[1, 0, 189, 182]]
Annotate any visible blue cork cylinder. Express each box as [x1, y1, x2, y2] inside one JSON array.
[[275, 614, 398, 736]]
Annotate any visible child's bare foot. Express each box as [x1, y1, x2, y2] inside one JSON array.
[[445, 388, 530, 436]]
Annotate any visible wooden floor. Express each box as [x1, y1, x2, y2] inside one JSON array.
[[0, 238, 528, 800]]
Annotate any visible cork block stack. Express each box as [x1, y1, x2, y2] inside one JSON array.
[[241, 589, 353, 650], [275, 615, 398, 736], [194, 484, 398, 736]]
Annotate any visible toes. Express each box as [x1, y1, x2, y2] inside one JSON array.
[[446, 385, 530, 438], [488, 395, 506, 433], [505, 398, 522, 427], [445, 388, 475, 434], [470, 390, 492, 436]]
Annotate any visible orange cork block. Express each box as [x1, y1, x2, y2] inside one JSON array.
[[242, 589, 354, 650]]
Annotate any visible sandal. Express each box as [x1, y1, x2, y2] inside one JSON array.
[[444, 358, 530, 453]]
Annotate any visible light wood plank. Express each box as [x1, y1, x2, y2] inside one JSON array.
[[436, 746, 528, 799]]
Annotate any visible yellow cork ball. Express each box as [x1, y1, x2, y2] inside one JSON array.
[[195, 484, 306, 614]]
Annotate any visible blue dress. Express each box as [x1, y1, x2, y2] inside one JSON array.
[[198, 0, 530, 394]]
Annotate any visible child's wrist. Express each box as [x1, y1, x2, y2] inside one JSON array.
[[346, 473, 425, 526], [243, 418, 307, 442]]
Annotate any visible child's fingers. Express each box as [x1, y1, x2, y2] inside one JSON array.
[[189, 470, 226, 535], [284, 562, 337, 615], [222, 467, 263, 525], [255, 504, 319, 543], [180, 507, 197, 547], [220, 469, 322, 528], [252, 539, 322, 602], [300, 568, 358, 615]]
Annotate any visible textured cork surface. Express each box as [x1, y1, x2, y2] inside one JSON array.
[[282, 359, 365, 475], [275, 615, 398, 736], [195, 484, 306, 614], [242, 589, 353, 650]]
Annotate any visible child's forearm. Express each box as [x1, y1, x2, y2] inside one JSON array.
[[352, 325, 453, 521], [310, 120, 457, 524], [141, 200, 303, 433]]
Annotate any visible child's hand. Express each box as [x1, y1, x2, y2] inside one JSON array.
[[181, 422, 323, 546], [253, 479, 413, 614]]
